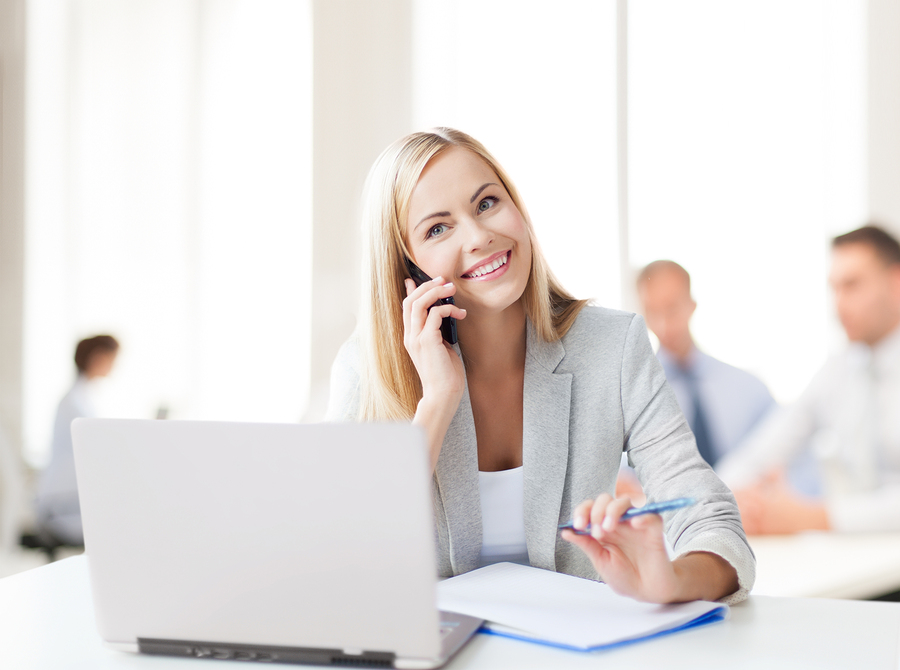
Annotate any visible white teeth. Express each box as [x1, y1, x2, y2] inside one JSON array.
[[467, 253, 508, 278]]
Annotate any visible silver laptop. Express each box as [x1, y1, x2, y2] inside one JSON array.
[[72, 418, 482, 668]]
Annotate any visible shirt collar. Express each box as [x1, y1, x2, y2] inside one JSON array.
[[846, 322, 900, 373], [658, 344, 705, 377], [871, 323, 900, 372]]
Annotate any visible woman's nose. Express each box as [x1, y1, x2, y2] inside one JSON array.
[[461, 217, 494, 253]]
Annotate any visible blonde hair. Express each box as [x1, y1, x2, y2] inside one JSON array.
[[357, 128, 587, 421]]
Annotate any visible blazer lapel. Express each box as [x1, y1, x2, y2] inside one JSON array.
[[522, 322, 572, 571]]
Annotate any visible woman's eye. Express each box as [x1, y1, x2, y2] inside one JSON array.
[[478, 196, 498, 213], [427, 223, 448, 239]]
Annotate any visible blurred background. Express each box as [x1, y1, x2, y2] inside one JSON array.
[[0, 0, 899, 567]]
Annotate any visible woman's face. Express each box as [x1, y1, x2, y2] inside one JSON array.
[[405, 147, 532, 315]]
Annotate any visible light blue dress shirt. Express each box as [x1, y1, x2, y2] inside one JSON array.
[[657, 346, 776, 466]]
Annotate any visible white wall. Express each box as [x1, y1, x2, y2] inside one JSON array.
[[304, 0, 414, 422], [868, 0, 900, 232], [0, 0, 27, 551], [0, 0, 25, 451]]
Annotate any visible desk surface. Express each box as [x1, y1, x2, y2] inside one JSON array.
[[1, 556, 899, 669], [750, 531, 900, 599]]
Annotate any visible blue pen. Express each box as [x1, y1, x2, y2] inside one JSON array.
[[558, 497, 696, 535]]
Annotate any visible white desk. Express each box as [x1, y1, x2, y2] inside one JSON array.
[[750, 532, 900, 599], [2, 556, 899, 670]]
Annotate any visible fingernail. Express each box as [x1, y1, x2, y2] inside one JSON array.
[[443, 282, 453, 288], [603, 517, 615, 532], [591, 525, 602, 540], [433, 276, 444, 283], [574, 514, 584, 529]]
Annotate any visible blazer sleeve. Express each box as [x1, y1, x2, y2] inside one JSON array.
[[324, 337, 362, 422], [621, 315, 756, 605]]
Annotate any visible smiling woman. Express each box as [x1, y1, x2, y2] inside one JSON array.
[[326, 128, 755, 607], [407, 149, 532, 329], [350, 129, 586, 424]]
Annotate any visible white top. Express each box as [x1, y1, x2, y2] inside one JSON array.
[[718, 324, 900, 531], [477, 466, 528, 567]]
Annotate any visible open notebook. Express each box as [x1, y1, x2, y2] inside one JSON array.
[[436, 562, 727, 652]]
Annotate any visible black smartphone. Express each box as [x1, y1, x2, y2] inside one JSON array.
[[404, 258, 458, 345]]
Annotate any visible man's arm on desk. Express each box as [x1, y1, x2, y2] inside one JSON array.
[[716, 381, 826, 534], [737, 472, 900, 534], [734, 470, 830, 534]]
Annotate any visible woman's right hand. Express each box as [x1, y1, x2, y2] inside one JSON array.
[[403, 277, 467, 469], [403, 277, 467, 403]]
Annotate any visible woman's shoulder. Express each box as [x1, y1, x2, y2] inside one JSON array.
[[325, 332, 363, 422], [562, 304, 641, 345], [552, 305, 657, 374], [331, 331, 362, 373]]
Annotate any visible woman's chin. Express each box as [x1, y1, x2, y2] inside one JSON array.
[[455, 292, 527, 319]]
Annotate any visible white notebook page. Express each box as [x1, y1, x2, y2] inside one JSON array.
[[436, 562, 727, 650]]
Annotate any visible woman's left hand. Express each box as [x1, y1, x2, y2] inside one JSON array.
[[561, 493, 738, 603]]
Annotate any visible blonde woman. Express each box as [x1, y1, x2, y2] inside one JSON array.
[[326, 128, 754, 605]]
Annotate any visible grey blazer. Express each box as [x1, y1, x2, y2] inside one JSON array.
[[326, 306, 755, 604]]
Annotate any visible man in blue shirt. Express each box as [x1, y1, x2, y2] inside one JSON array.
[[637, 260, 776, 467]]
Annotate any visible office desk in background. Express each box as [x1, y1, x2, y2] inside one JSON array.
[[750, 531, 900, 599], [2, 556, 899, 669]]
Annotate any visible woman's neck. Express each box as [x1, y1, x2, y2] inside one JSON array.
[[457, 301, 527, 376]]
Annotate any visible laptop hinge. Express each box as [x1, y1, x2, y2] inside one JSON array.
[[138, 637, 397, 667]]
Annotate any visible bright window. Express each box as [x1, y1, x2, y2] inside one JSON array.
[[628, 0, 866, 401], [24, 0, 312, 465]]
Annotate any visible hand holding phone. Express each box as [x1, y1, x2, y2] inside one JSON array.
[[405, 258, 458, 345]]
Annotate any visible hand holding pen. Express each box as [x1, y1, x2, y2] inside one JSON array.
[[559, 497, 696, 535], [560, 495, 707, 603]]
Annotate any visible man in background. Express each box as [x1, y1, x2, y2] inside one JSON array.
[[718, 225, 900, 533], [618, 261, 776, 500], [35, 335, 119, 547], [638, 260, 776, 467]]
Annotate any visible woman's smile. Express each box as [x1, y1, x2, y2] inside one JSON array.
[[461, 250, 511, 281]]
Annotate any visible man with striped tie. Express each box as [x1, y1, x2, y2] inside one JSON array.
[[637, 260, 776, 468], [616, 260, 776, 502]]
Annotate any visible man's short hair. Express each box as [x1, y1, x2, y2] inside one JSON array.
[[636, 260, 691, 293], [74, 334, 119, 373], [832, 224, 900, 267]]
